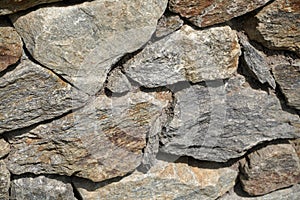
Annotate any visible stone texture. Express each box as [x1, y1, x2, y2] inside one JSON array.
[[240, 143, 300, 196], [155, 14, 184, 38], [238, 32, 276, 89], [11, 175, 76, 200], [220, 184, 300, 200], [106, 69, 132, 94], [272, 61, 300, 110], [0, 161, 10, 200], [124, 25, 240, 87], [0, 0, 63, 15], [6, 91, 171, 182], [160, 75, 300, 162], [0, 139, 10, 158], [0, 59, 88, 134], [244, 0, 300, 55], [73, 159, 238, 200], [11, 0, 168, 95], [0, 18, 22, 72], [169, 0, 271, 28]]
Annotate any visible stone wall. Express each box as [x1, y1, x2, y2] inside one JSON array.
[[0, 0, 299, 199]]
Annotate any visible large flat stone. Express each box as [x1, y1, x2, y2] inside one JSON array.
[[124, 25, 240, 87], [6, 91, 171, 182], [11, 0, 168, 94], [160, 75, 300, 162]]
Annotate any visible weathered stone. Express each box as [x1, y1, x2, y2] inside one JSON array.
[[124, 25, 240, 87], [160, 75, 300, 162], [6, 91, 171, 182], [272, 61, 300, 110], [240, 143, 300, 196], [0, 139, 10, 158], [0, 18, 22, 72], [169, 0, 271, 27], [11, 0, 168, 94], [106, 69, 132, 94], [0, 161, 10, 200], [73, 159, 238, 200], [244, 0, 300, 55], [238, 32, 276, 89], [0, 0, 63, 15], [11, 175, 76, 200], [0, 59, 88, 134], [220, 184, 300, 200], [155, 14, 183, 38], [291, 138, 300, 158]]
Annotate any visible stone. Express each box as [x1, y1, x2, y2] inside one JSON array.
[[244, 0, 300, 56], [0, 139, 10, 158], [160, 75, 300, 162], [0, 161, 10, 200], [11, 175, 76, 200], [239, 143, 300, 196], [106, 69, 132, 94], [238, 32, 276, 89], [11, 0, 168, 95], [73, 158, 238, 200], [0, 59, 88, 134], [169, 0, 271, 28], [220, 184, 300, 200], [6, 91, 171, 182], [155, 14, 184, 38], [0, 0, 63, 15], [0, 18, 22, 72], [124, 25, 240, 88], [272, 61, 300, 110]]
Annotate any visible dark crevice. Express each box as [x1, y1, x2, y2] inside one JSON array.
[[71, 182, 83, 200]]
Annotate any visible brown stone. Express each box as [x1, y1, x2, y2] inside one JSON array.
[[155, 14, 184, 38], [0, 139, 10, 158]]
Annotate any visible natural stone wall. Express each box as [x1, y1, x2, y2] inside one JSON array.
[[0, 0, 299, 199]]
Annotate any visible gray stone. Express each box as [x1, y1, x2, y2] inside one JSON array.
[[169, 0, 271, 28], [6, 91, 171, 182], [155, 14, 184, 38], [0, 18, 22, 72], [11, 175, 76, 200], [0, 161, 10, 200], [238, 32, 276, 89], [11, 0, 168, 95], [73, 159, 238, 200], [0, 59, 88, 134], [124, 25, 240, 88], [0, 139, 10, 158], [244, 0, 300, 56], [272, 61, 300, 110], [240, 143, 300, 196], [160, 75, 300, 162], [106, 69, 132, 94]]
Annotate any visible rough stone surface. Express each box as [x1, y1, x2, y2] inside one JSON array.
[[220, 184, 300, 200], [0, 161, 10, 200], [0, 0, 63, 15], [244, 0, 300, 55], [106, 69, 132, 94], [0, 59, 88, 134], [238, 32, 276, 89], [155, 14, 184, 38], [0, 139, 10, 158], [6, 91, 171, 182], [240, 143, 300, 196], [272, 61, 300, 110], [73, 158, 238, 200], [169, 0, 271, 27], [11, 0, 168, 94], [124, 25, 240, 87], [0, 18, 22, 72], [11, 175, 76, 200], [160, 75, 300, 162]]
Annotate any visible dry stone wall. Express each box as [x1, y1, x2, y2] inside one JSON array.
[[0, 0, 300, 199]]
